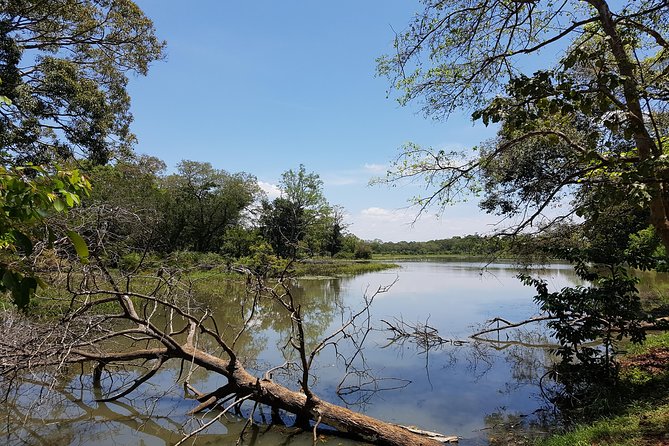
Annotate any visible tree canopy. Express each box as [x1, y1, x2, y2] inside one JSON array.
[[160, 161, 260, 252], [378, 0, 669, 249], [0, 0, 165, 165], [259, 165, 344, 258], [377, 0, 669, 388]]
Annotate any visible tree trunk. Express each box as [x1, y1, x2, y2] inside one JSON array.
[[587, 0, 669, 251], [71, 343, 452, 446]]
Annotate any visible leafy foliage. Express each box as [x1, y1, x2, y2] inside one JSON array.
[[522, 271, 645, 370], [0, 165, 90, 307], [259, 165, 346, 259], [0, 0, 165, 164], [378, 0, 669, 402], [378, 0, 669, 245], [159, 161, 260, 252]]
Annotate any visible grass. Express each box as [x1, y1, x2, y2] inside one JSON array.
[[539, 405, 669, 446], [537, 331, 669, 446], [624, 331, 669, 356], [293, 259, 399, 277]]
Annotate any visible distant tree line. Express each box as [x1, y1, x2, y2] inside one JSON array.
[[69, 157, 374, 267], [368, 235, 511, 257]]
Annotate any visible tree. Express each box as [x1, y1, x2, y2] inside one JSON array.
[[67, 155, 167, 265], [259, 165, 330, 258], [323, 205, 346, 257], [0, 0, 163, 307], [160, 161, 260, 252], [0, 0, 165, 165], [377, 0, 669, 248], [281, 164, 327, 213]]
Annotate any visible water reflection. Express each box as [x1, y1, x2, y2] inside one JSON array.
[[1, 261, 587, 446]]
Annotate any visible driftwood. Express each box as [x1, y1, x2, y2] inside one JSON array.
[[470, 316, 556, 339], [0, 267, 454, 446], [381, 317, 468, 351]]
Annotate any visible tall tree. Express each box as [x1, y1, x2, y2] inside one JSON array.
[[161, 161, 260, 252], [260, 165, 329, 258], [0, 0, 165, 165], [377, 0, 669, 386], [322, 205, 346, 257], [0, 0, 163, 307], [377, 0, 669, 248]]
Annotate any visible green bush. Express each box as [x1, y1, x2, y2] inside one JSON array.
[[354, 242, 372, 259], [119, 252, 142, 272], [333, 251, 354, 260]]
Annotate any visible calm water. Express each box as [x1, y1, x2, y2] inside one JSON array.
[[2, 261, 582, 446]]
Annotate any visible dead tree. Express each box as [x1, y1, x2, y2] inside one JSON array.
[[0, 260, 456, 446]]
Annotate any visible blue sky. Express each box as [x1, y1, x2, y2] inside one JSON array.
[[128, 1, 501, 241]]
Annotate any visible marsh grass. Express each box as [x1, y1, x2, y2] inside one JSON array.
[[293, 259, 399, 277]]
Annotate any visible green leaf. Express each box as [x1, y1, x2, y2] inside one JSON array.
[[64, 192, 74, 207], [53, 198, 65, 212], [67, 230, 89, 263]]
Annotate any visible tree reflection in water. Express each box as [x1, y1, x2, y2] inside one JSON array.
[[381, 317, 564, 444]]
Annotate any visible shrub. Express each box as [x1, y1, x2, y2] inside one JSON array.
[[354, 242, 372, 259]]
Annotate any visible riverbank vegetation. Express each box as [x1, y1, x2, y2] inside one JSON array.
[[369, 235, 511, 258], [538, 332, 669, 446]]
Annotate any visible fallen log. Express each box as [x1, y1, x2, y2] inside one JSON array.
[[66, 343, 452, 446], [179, 345, 451, 446]]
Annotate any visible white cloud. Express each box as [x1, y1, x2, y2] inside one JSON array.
[[363, 163, 386, 173], [350, 206, 502, 242], [258, 181, 281, 200], [360, 207, 403, 221]]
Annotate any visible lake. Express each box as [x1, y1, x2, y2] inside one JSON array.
[[1, 260, 582, 445]]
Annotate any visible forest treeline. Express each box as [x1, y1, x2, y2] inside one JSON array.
[[70, 156, 378, 269], [74, 154, 662, 266], [368, 235, 507, 257], [76, 155, 580, 265]]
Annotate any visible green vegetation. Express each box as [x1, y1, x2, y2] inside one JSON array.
[[379, 0, 669, 428], [292, 259, 398, 278], [0, 165, 91, 308], [368, 235, 512, 258], [72, 159, 370, 267], [259, 165, 344, 258], [538, 332, 669, 446], [0, 0, 164, 165], [539, 407, 669, 446], [0, 0, 164, 307]]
